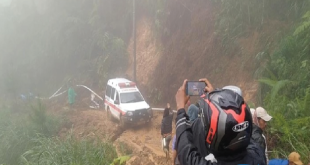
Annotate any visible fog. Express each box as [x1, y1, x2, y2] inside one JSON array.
[[0, 0, 11, 6], [0, 0, 131, 98]]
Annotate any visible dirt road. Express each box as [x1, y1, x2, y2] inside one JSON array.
[[58, 108, 175, 165]]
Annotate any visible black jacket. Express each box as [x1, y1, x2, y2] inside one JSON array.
[[251, 124, 266, 162], [175, 109, 266, 165], [251, 125, 266, 150], [161, 107, 173, 135]]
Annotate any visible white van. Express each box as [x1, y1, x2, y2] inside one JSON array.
[[104, 78, 152, 127]]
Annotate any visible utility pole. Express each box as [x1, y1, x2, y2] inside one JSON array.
[[133, 0, 136, 82]]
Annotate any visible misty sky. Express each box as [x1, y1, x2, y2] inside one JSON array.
[[0, 0, 11, 6]]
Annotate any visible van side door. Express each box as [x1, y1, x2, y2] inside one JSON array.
[[109, 87, 119, 119], [105, 85, 112, 110], [114, 92, 121, 120]]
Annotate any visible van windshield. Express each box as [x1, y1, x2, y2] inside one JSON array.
[[120, 92, 144, 103]]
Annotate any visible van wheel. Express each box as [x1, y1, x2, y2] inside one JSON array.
[[107, 108, 112, 121]]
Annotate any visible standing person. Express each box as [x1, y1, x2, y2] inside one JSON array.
[[174, 78, 266, 165], [269, 151, 303, 165], [161, 103, 173, 156], [252, 107, 272, 164], [68, 86, 76, 107]]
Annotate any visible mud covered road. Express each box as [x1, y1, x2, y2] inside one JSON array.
[[58, 108, 175, 165]]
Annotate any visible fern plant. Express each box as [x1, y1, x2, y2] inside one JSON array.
[[294, 11, 310, 36], [258, 78, 293, 101], [302, 87, 310, 116], [29, 100, 59, 137]]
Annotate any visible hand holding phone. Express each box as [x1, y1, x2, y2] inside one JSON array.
[[185, 81, 206, 96], [175, 79, 190, 110], [199, 78, 214, 93]]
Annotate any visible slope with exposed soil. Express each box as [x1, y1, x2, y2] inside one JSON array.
[[57, 106, 175, 165], [126, 0, 289, 107], [126, 0, 257, 105]]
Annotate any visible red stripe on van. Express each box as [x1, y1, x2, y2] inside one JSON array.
[[105, 99, 126, 115]]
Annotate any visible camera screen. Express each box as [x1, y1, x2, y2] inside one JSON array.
[[186, 81, 206, 96]]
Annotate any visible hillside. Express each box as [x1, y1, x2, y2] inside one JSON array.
[[126, 0, 290, 106]]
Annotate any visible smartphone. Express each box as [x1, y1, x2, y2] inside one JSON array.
[[186, 81, 206, 96]]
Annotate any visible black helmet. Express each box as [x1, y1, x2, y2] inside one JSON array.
[[198, 89, 252, 156]]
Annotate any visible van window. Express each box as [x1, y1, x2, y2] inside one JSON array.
[[120, 92, 144, 103], [115, 93, 119, 102], [111, 88, 116, 100], [106, 85, 112, 98]]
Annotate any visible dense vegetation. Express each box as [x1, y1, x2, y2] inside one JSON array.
[[214, 0, 310, 162], [0, 101, 118, 165], [261, 11, 310, 162]]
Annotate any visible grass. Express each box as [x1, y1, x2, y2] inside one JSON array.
[[0, 106, 34, 165], [22, 133, 117, 165], [0, 100, 118, 165], [118, 141, 133, 156], [269, 133, 310, 163]]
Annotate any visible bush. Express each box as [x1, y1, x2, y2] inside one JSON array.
[[28, 100, 60, 137], [261, 9, 310, 163], [0, 108, 34, 165], [0, 101, 118, 165], [22, 133, 117, 165], [0, 101, 60, 165]]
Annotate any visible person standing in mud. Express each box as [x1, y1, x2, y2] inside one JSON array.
[[67, 81, 77, 108], [161, 103, 173, 156]]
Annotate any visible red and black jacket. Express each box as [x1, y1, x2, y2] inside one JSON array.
[[175, 106, 266, 165]]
